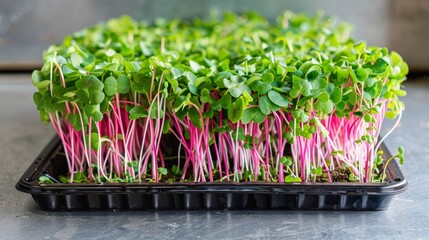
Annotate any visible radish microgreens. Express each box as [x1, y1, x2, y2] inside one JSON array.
[[34, 12, 407, 184]]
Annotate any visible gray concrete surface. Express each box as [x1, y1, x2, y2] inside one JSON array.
[[0, 74, 428, 239]]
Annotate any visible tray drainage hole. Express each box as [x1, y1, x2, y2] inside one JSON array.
[[25, 177, 33, 182], [394, 178, 402, 182]]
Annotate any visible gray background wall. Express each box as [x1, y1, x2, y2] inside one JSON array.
[[0, 0, 427, 70]]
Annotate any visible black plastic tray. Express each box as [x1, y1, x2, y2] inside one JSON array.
[[16, 136, 408, 211]]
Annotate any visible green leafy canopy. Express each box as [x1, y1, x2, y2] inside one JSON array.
[[31, 12, 408, 184]]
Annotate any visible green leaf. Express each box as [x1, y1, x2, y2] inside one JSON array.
[[214, 71, 232, 88], [336, 101, 346, 111], [31, 70, 44, 84], [293, 109, 309, 123], [398, 146, 404, 155], [267, 90, 290, 107], [59, 175, 70, 183], [336, 67, 349, 83], [75, 78, 88, 89], [241, 107, 257, 124], [311, 166, 323, 176], [131, 76, 150, 94], [67, 113, 81, 130], [224, 75, 246, 88], [188, 107, 202, 129], [330, 87, 342, 104], [356, 68, 368, 82], [53, 86, 66, 99], [129, 106, 147, 120], [279, 156, 292, 166], [39, 176, 53, 184], [124, 61, 136, 72], [229, 86, 243, 98], [87, 75, 104, 92], [242, 89, 253, 103], [246, 75, 261, 85], [268, 98, 280, 111], [63, 90, 76, 99], [300, 80, 312, 97], [306, 70, 319, 80], [203, 107, 214, 119], [34, 80, 51, 90], [171, 67, 183, 79], [220, 93, 232, 109], [261, 72, 274, 83], [252, 80, 272, 94], [67, 113, 78, 125], [187, 82, 199, 95], [172, 165, 183, 176], [317, 92, 329, 102], [162, 119, 171, 134], [158, 167, 168, 176], [70, 53, 83, 68], [231, 75, 247, 84], [315, 99, 334, 114], [173, 95, 187, 112], [92, 111, 103, 122], [289, 88, 299, 99], [364, 114, 372, 123], [117, 74, 130, 94], [365, 78, 376, 87], [194, 77, 211, 88], [117, 134, 124, 140], [200, 88, 211, 103], [232, 127, 245, 141], [89, 92, 105, 104], [104, 76, 117, 96], [100, 100, 109, 113], [104, 63, 119, 72], [189, 60, 201, 72], [228, 97, 245, 123], [186, 72, 199, 94], [90, 132, 100, 150], [73, 172, 87, 183], [349, 67, 357, 83], [399, 156, 404, 165], [285, 175, 302, 183], [258, 96, 271, 115], [150, 56, 167, 68], [84, 104, 100, 117], [311, 78, 328, 91], [44, 103, 56, 113], [186, 71, 197, 83], [76, 89, 90, 102], [252, 108, 266, 123], [149, 101, 164, 119], [33, 92, 44, 108], [372, 58, 389, 73]]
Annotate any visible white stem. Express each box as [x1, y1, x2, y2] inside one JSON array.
[[373, 109, 403, 160]]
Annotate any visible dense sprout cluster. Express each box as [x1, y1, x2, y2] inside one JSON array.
[[32, 12, 407, 183]]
